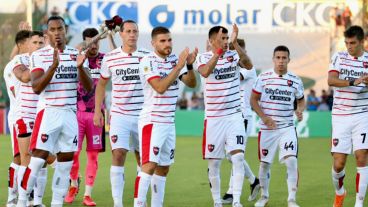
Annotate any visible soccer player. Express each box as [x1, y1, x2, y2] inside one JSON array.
[[64, 28, 106, 206], [133, 26, 197, 207], [222, 38, 260, 204], [16, 16, 92, 207], [13, 30, 50, 207], [251, 45, 305, 207], [328, 25, 368, 207], [93, 20, 150, 207], [196, 24, 252, 207], [4, 30, 28, 207]]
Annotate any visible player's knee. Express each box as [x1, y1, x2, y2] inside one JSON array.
[[112, 149, 127, 165], [208, 159, 221, 177], [32, 149, 50, 160], [57, 152, 74, 162], [13, 155, 21, 165], [333, 158, 346, 172], [284, 156, 297, 169], [155, 166, 170, 176], [259, 162, 271, 178], [355, 154, 368, 167]]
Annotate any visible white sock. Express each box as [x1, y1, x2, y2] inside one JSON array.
[[85, 185, 93, 196], [285, 157, 298, 201], [8, 162, 19, 202], [34, 167, 47, 205], [51, 161, 73, 205], [244, 160, 256, 184], [332, 168, 345, 195], [110, 166, 124, 206], [259, 162, 271, 198], [17, 166, 26, 200], [71, 179, 78, 187], [134, 172, 152, 207], [17, 157, 45, 204], [151, 174, 167, 207], [226, 169, 233, 194], [208, 159, 222, 204], [355, 166, 368, 207], [231, 153, 245, 204]]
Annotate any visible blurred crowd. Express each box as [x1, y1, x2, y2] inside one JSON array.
[[306, 89, 334, 111]]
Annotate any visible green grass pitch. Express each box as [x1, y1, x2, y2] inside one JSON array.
[[0, 135, 366, 206]]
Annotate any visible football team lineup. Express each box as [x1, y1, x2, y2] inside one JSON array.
[[2, 14, 368, 207]]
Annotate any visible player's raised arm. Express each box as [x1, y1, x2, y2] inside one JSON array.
[[31, 45, 59, 94], [147, 48, 189, 94], [230, 24, 253, 70], [198, 28, 224, 78], [180, 47, 197, 88], [76, 51, 93, 92]]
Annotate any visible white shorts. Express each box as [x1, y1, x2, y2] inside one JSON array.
[[258, 126, 298, 164], [109, 113, 139, 151], [34, 108, 78, 153], [331, 112, 368, 154], [15, 118, 34, 137], [139, 121, 176, 166], [8, 118, 19, 157], [203, 113, 246, 159]]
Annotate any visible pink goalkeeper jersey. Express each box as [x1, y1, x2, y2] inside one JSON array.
[[329, 51, 368, 116], [77, 52, 105, 112], [30, 45, 80, 110], [139, 52, 187, 124]]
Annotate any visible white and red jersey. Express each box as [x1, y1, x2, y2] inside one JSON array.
[[253, 70, 304, 129], [12, 54, 39, 121], [30, 45, 80, 110], [329, 51, 368, 115], [239, 67, 257, 118], [196, 50, 242, 118], [100, 47, 150, 117], [3, 59, 21, 123], [139, 52, 187, 124]]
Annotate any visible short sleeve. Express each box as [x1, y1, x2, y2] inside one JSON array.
[[329, 52, 340, 74], [252, 76, 262, 94], [99, 56, 111, 79], [295, 79, 305, 99], [239, 67, 256, 81], [30, 53, 45, 72], [195, 54, 208, 70], [140, 56, 160, 82]]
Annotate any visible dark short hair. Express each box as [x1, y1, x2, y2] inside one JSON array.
[[151, 26, 170, 39], [47, 16, 65, 26], [344, 25, 364, 41], [229, 38, 245, 50], [15, 30, 31, 44], [120, 20, 138, 32], [208, 26, 228, 39], [30, 30, 44, 38], [273, 45, 290, 57], [82, 28, 99, 40]]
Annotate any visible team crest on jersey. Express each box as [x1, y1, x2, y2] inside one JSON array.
[[227, 56, 234, 62], [333, 138, 339, 146], [208, 144, 215, 152], [170, 61, 177, 67], [287, 80, 293, 87], [29, 122, 34, 130], [262, 149, 268, 156], [70, 54, 77, 61], [363, 62, 368, 68], [41, 134, 49, 143], [153, 146, 160, 155], [144, 66, 149, 73], [111, 135, 118, 143]]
